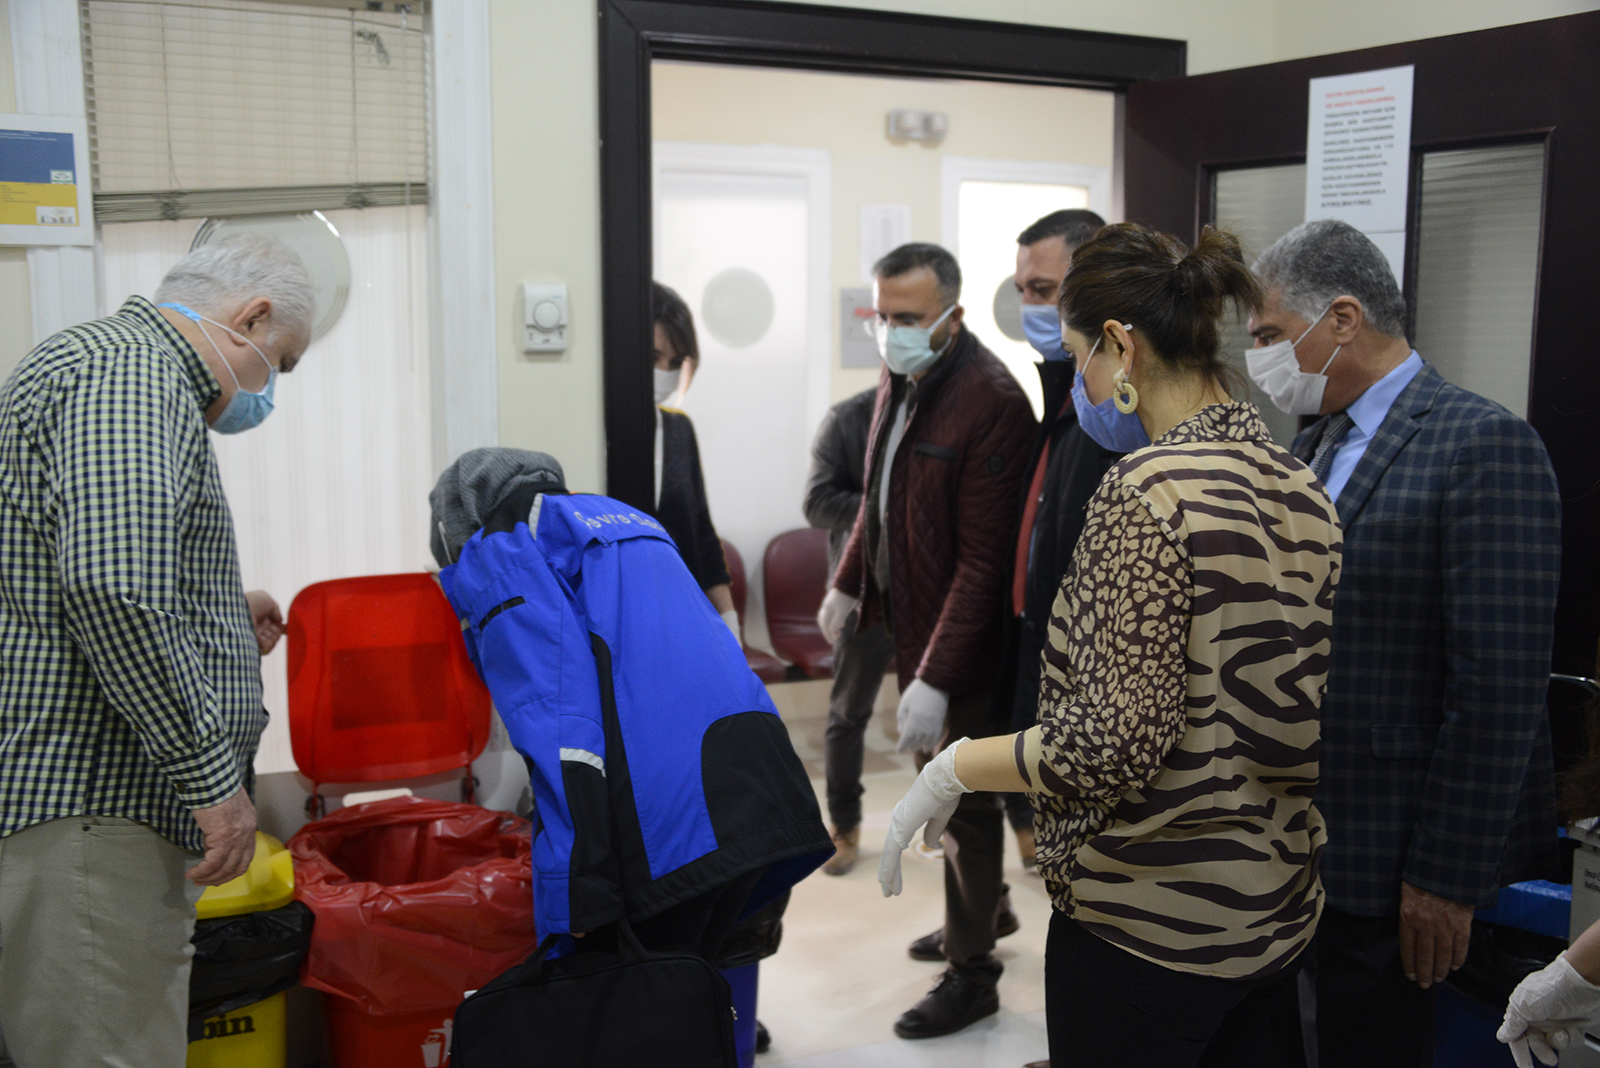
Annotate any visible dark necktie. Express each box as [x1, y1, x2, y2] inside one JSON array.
[[1310, 411, 1354, 481]]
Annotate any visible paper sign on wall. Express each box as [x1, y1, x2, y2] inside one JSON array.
[[1304, 65, 1414, 281], [859, 204, 911, 285], [0, 113, 94, 247]]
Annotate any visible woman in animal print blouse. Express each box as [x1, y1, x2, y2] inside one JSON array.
[[880, 223, 1343, 1068]]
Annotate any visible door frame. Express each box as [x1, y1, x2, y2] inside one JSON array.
[[1123, 11, 1600, 674], [599, 0, 1185, 510]]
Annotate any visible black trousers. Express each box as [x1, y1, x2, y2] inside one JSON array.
[[938, 691, 1007, 983], [1265, 905, 1434, 1068], [1046, 912, 1303, 1068], [822, 614, 896, 830]]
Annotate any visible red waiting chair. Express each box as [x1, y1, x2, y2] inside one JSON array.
[[721, 539, 787, 684], [763, 528, 834, 680]]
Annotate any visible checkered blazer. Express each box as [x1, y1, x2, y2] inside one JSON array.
[[1295, 361, 1561, 916]]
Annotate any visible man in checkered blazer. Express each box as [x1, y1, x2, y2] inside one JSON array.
[[0, 236, 313, 1068], [1248, 220, 1561, 1067]]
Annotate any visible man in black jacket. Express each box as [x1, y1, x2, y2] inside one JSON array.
[[804, 388, 895, 875], [998, 208, 1118, 1068], [1000, 208, 1120, 843]]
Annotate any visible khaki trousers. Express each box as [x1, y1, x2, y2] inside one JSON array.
[[0, 816, 203, 1068]]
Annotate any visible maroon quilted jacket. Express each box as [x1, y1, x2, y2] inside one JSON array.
[[832, 328, 1036, 699]]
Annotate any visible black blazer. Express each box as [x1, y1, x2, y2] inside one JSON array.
[[1296, 362, 1561, 914], [656, 408, 730, 591]]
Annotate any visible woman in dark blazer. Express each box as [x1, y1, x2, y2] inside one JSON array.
[[652, 282, 737, 637]]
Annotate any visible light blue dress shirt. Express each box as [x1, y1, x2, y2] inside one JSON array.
[[1321, 350, 1424, 502]]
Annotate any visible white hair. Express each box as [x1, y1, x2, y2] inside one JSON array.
[[1253, 219, 1408, 339], [154, 234, 316, 344]]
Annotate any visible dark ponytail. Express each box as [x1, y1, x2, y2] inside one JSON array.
[[1060, 223, 1262, 392]]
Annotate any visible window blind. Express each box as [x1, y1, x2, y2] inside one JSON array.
[[1411, 141, 1545, 419], [82, 0, 428, 221]]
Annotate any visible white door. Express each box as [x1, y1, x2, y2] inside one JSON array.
[[942, 157, 1110, 419], [653, 144, 830, 653]]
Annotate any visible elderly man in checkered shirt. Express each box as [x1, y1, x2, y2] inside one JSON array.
[[0, 235, 313, 1068], [1247, 220, 1562, 1068]]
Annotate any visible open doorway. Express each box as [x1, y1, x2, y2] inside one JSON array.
[[651, 62, 1116, 650], [595, 6, 1182, 1063]]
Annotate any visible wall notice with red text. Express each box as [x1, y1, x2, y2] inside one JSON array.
[[1304, 65, 1414, 281]]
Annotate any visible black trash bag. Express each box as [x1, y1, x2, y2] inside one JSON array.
[[187, 901, 315, 1041], [714, 889, 789, 971], [1447, 919, 1567, 1010]]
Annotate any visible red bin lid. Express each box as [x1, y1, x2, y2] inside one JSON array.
[[286, 573, 491, 785]]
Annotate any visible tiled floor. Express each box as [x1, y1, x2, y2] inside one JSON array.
[[757, 679, 1053, 1068]]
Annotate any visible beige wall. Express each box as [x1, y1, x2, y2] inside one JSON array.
[[653, 63, 1115, 404], [3, 0, 1596, 483], [0, 0, 32, 386]]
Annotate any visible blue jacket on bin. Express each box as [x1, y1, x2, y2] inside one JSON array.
[[438, 492, 830, 939]]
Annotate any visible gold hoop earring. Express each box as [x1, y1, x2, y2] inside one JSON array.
[[1112, 369, 1139, 414]]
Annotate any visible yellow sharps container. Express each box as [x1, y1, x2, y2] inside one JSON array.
[[186, 832, 295, 1068]]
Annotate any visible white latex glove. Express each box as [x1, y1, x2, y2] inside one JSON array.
[[895, 678, 949, 755], [1500, 954, 1600, 1067], [720, 608, 741, 643], [879, 738, 972, 897], [817, 588, 859, 645]]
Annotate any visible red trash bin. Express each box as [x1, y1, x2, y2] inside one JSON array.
[[290, 797, 534, 1068], [284, 574, 535, 1067]]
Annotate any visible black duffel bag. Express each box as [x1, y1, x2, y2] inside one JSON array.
[[452, 918, 736, 1068]]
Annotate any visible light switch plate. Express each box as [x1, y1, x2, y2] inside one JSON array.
[[521, 282, 568, 353]]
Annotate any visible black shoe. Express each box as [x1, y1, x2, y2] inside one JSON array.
[[906, 909, 1021, 961], [893, 969, 1000, 1039], [755, 1020, 770, 1053]]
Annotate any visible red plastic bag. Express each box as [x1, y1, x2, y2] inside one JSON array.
[[290, 795, 535, 1015]]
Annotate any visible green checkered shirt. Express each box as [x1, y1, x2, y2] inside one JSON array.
[[0, 296, 264, 851]]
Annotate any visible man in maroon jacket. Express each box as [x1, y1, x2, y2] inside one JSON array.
[[818, 242, 1036, 1038]]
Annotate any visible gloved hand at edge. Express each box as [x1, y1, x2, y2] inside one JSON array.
[[879, 738, 973, 897], [1499, 953, 1600, 1067]]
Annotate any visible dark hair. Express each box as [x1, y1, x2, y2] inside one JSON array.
[[1017, 209, 1106, 251], [872, 242, 961, 305], [1059, 223, 1263, 392], [652, 281, 698, 369]]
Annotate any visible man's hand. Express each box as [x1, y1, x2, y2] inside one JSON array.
[[1399, 880, 1474, 988], [244, 589, 286, 655], [187, 787, 258, 886]]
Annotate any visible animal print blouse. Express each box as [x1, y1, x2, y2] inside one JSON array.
[[1014, 402, 1342, 980]]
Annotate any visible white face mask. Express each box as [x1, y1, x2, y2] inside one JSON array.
[[653, 367, 681, 405], [873, 304, 956, 376], [1245, 304, 1342, 416]]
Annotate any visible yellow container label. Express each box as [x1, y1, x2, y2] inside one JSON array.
[[186, 991, 286, 1068]]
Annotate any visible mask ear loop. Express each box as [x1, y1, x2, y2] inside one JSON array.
[[438, 521, 455, 565]]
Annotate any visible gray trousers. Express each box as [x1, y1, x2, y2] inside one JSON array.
[[822, 613, 896, 830], [0, 816, 203, 1068]]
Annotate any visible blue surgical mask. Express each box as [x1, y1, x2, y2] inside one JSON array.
[[874, 304, 956, 376], [159, 302, 277, 434], [1071, 335, 1150, 452], [1020, 304, 1068, 360]]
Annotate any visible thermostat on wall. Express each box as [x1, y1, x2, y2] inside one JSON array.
[[521, 282, 568, 353]]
